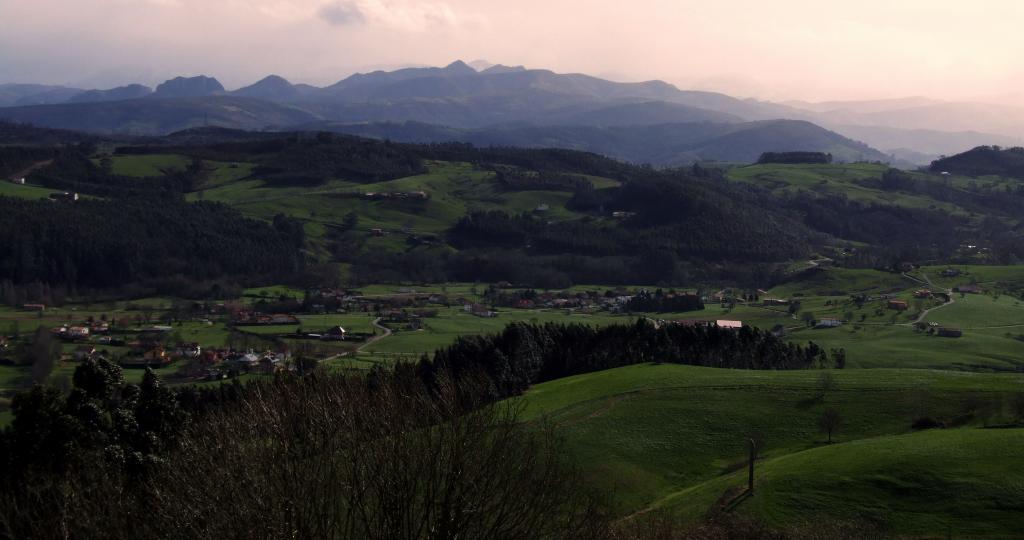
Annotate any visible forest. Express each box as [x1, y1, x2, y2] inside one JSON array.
[[0, 197, 304, 294], [422, 319, 836, 401], [931, 145, 1024, 179]]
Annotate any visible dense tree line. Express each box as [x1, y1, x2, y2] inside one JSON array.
[[0, 121, 101, 146], [494, 170, 592, 192], [757, 151, 833, 164], [931, 145, 1024, 179], [0, 146, 63, 177], [421, 320, 833, 401], [118, 131, 427, 184], [0, 197, 303, 292]]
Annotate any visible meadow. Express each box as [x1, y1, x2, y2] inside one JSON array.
[[516, 363, 1024, 534]]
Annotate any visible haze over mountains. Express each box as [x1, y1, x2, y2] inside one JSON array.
[[1, 60, 1020, 165]]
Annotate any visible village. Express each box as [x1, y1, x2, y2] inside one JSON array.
[[0, 268, 997, 393]]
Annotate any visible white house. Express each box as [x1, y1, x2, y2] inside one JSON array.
[[816, 317, 842, 328]]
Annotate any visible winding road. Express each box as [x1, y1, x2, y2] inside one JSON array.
[[357, 317, 393, 352]]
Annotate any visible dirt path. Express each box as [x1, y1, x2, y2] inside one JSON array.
[[7, 159, 53, 181]]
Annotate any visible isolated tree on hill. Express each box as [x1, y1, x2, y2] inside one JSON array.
[[801, 311, 816, 327], [819, 408, 841, 443], [788, 301, 801, 315], [831, 348, 847, 369]]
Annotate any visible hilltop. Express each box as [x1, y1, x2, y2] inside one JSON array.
[[307, 119, 888, 165]]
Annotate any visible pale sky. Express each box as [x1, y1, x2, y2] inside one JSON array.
[[1, 0, 1023, 103]]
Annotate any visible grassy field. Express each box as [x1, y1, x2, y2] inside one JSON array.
[[754, 267, 1024, 371], [0, 181, 61, 200], [185, 160, 604, 259], [516, 363, 1024, 534], [657, 428, 1024, 538], [726, 163, 970, 215]]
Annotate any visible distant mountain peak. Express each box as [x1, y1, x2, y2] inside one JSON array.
[[154, 75, 225, 98], [256, 74, 291, 85], [444, 60, 477, 75], [232, 75, 302, 101]]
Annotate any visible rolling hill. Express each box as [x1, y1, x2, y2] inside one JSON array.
[[309, 119, 888, 165], [515, 363, 1024, 536], [0, 96, 320, 135]]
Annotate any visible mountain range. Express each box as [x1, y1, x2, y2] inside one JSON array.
[[1, 60, 1020, 165]]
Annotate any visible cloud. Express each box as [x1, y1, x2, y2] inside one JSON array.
[[318, 1, 365, 26]]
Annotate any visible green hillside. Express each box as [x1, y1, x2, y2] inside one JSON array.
[[516, 363, 1024, 535], [658, 428, 1024, 538], [729, 162, 979, 214]]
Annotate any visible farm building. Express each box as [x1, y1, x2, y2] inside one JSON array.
[[66, 326, 90, 340], [816, 318, 842, 328], [941, 268, 961, 277], [322, 326, 347, 341], [48, 191, 79, 202], [11, 177, 25, 185], [674, 319, 714, 328], [716, 320, 743, 329], [954, 284, 982, 294], [913, 289, 931, 298], [937, 327, 963, 338], [888, 300, 909, 311]]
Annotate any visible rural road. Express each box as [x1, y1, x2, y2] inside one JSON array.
[[902, 272, 955, 326], [357, 317, 392, 352]]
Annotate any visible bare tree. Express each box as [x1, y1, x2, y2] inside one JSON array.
[[819, 408, 841, 443], [58, 372, 608, 540]]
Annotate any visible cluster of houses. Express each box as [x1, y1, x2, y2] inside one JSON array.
[[654, 319, 743, 330], [363, 191, 428, 200], [463, 303, 498, 318], [231, 312, 299, 326], [52, 321, 111, 341], [193, 348, 292, 379], [48, 191, 79, 202]]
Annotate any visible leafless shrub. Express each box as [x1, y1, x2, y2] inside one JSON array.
[[57, 372, 608, 539]]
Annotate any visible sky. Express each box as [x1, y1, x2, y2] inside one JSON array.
[[2, 0, 1023, 104]]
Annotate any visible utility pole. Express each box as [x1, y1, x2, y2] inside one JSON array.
[[747, 438, 757, 492]]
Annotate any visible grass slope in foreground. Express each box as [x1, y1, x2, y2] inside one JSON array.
[[659, 428, 1024, 538], [515, 363, 1024, 534]]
